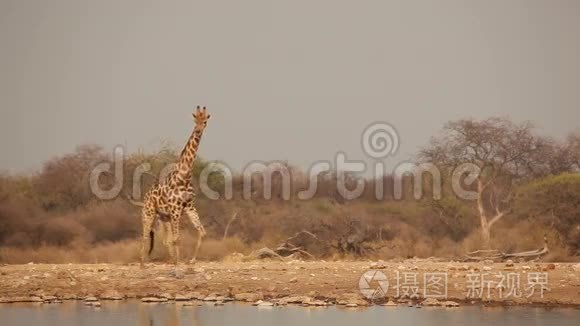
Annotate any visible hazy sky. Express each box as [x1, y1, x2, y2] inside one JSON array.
[[1, 0, 579, 174]]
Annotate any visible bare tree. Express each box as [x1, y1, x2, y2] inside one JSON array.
[[420, 117, 572, 249], [566, 132, 580, 171], [222, 211, 239, 240]]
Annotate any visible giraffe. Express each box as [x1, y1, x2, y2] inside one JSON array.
[[139, 106, 210, 268]]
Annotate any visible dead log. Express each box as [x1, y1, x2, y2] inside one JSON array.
[[463, 237, 549, 262], [274, 230, 325, 259], [276, 245, 315, 259], [503, 237, 549, 259], [271, 225, 395, 259], [251, 247, 285, 261]]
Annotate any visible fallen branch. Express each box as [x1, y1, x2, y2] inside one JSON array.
[[278, 246, 315, 259], [463, 237, 549, 262], [275, 230, 323, 259], [504, 239, 549, 259], [250, 247, 285, 261], [467, 249, 500, 256]]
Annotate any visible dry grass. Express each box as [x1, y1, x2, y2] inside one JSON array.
[[0, 145, 577, 264], [0, 240, 140, 264], [0, 217, 573, 264], [0, 196, 575, 264]]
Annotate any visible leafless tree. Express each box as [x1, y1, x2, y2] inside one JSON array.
[[566, 132, 580, 171], [420, 117, 573, 249]]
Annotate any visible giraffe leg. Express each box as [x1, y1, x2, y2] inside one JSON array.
[[162, 221, 174, 261], [183, 205, 205, 264], [140, 206, 156, 269], [169, 209, 182, 266]]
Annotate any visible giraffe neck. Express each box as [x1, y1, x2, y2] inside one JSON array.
[[171, 125, 206, 185]]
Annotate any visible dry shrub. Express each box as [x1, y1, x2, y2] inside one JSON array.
[[39, 216, 89, 247], [77, 201, 139, 243], [194, 237, 248, 261], [0, 144, 578, 264], [432, 237, 464, 258], [143, 225, 249, 262], [0, 240, 140, 264], [0, 246, 71, 264], [89, 240, 141, 263], [459, 219, 570, 260], [33, 145, 106, 211]]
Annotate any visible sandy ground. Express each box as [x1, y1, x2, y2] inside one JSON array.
[[0, 260, 579, 307]]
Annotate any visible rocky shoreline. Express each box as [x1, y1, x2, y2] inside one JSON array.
[[1, 260, 579, 308]]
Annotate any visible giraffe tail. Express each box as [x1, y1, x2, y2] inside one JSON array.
[[148, 229, 155, 255]]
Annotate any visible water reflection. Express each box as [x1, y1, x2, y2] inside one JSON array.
[[137, 302, 201, 326], [0, 301, 578, 326]]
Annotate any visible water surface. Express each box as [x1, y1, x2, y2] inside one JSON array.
[[1, 301, 578, 326]]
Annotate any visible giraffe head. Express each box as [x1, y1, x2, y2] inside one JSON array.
[[192, 106, 211, 129]]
